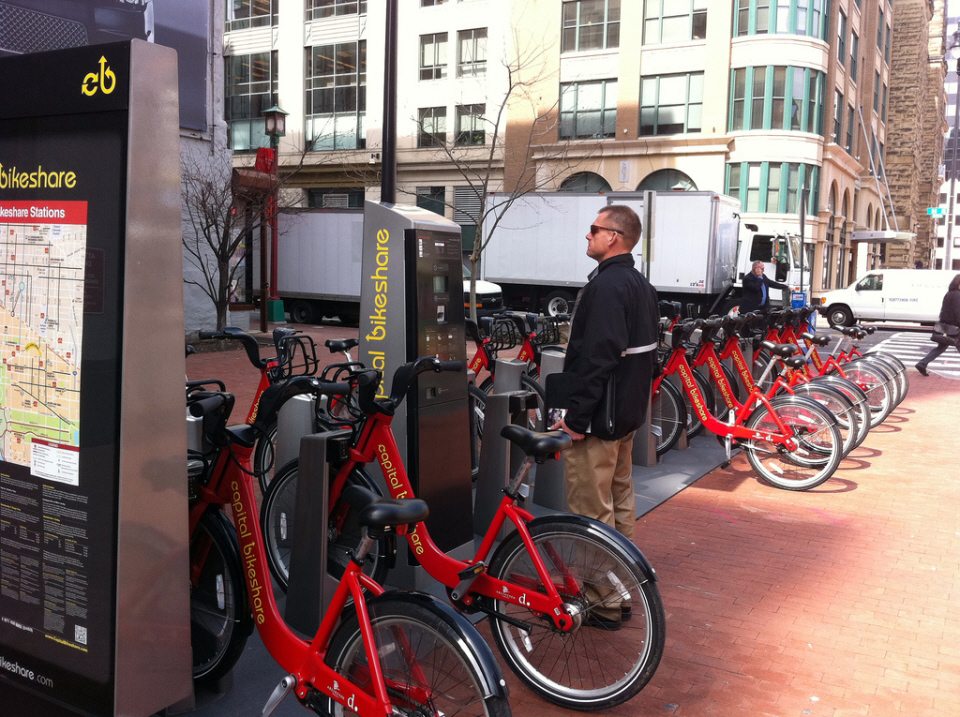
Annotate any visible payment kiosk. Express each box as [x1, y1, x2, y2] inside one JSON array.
[[359, 202, 472, 584]]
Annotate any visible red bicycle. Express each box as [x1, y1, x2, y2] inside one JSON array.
[[186, 376, 510, 717], [261, 357, 666, 711]]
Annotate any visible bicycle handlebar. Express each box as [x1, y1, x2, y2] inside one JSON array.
[[355, 357, 465, 417], [198, 327, 267, 369]]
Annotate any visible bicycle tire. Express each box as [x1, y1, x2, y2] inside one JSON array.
[[468, 383, 486, 481], [479, 374, 545, 430], [786, 383, 858, 458], [253, 420, 278, 494], [652, 379, 686, 456], [743, 395, 843, 490], [837, 358, 895, 427], [860, 352, 908, 405], [806, 375, 871, 449], [190, 510, 252, 685], [486, 518, 665, 710], [325, 595, 512, 717], [260, 461, 394, 591]]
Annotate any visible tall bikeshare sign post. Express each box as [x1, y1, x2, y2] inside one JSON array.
[[0, 42, 191, 716]]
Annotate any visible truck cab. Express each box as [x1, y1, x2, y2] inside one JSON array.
[[735, 231, 812, 304]]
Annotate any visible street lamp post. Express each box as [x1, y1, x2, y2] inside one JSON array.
[[946, 32, 960, 271], [263, 104, 288, 322]]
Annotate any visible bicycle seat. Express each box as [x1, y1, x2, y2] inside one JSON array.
[[839, 326, 860, 337], [802, 332, 830, 347], [500, 425, 571, 460], [325, 338, 359, 353], [781, 356, 807, 370], [342, 485, 429, 529], [760, 341, 798, 358]]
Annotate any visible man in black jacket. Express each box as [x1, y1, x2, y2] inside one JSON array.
[[552, 205, 659, 551], [739, 260, 790, 313]]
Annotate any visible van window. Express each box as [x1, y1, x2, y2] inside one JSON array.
[[856, 274, 883, 291]]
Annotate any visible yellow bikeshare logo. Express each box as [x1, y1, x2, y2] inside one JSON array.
[[82, 56, 116, 96]]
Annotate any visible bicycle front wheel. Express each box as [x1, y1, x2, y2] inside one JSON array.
[[839, 359, 895, 427], [261, 461, 394, 590], [743, 396, 843, 490], [652, 379, 686, 456], [486, 519, 665, 710], [190, 510, 252, 685], [325, 595, 511, 717]]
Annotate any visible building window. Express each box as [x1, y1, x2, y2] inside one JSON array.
[[877, 8, 883, 49], [225, 51, 277, 151], [728, 65, 823, 133], [418, 106, 447, 147], [885, 24, 891, 64], [559, 171, 612, 192], [416, 186, 446, 215], [560, 79, 618, 139], [642, 0, 707, 44], [421, 0, 447, 5], [873, 70, 880, 112], [457, 28, 487, 77], [726, 161, 820, 214], [455, 104, 486, 145], [420, 33, 447, 80], [640, 72, 703, 135], [836, 10, 846, 64], [306, 187, 365, 208], [561, 0, 621, 52], [226, 0, 276, 31], [849, 31, 858, 82], [882, 83, 888, 124], [735, 0, 825, 39], [833, 89, 842, 142], [845, 105, 855, 153], [305, 41, 367, 150], [305, 0, 366, 20]]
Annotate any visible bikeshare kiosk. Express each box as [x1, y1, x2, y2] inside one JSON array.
[[0, 42, 191, 715], [359, 201, 473, 588]]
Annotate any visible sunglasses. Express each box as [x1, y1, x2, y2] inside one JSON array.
[[590, 224, 624, 236]]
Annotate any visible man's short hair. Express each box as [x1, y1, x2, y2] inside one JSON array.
[[752, 260, 765, 269], [599, 205, 641, 248]]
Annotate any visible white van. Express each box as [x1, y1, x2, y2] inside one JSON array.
[[819, 269, 958, 326]]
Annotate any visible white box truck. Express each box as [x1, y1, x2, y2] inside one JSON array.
[[271, 208, 503, 324], [818, 269, 958, 326], [479, 191, 809, 316]]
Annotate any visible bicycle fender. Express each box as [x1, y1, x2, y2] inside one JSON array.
[[767, 394, 838, 427], [372, 591, 510, 700], [203, 508, 255, 638], [524, 514, 659, 583]]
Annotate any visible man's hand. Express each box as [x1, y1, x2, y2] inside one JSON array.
[[550, 416, 585, 441]]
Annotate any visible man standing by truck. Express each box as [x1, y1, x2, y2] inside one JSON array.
[[551, 205, 659, 549], [739, 260, 790, 313]]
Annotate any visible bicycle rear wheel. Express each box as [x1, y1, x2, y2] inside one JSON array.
[[325, 595, 511, 717], [786, 383, 858, 458], [486, 518, 665, 710], [261, 461, 394, 591], [743, 396, 842, 490], [808, 375, 871, 449], [837, 358, 895, 427], [190, 510, 252, 685]]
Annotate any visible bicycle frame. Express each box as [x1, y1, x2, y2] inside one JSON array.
[[331, 412, 577, 632], [654, 342, 798, 448], [190, 438, 428, 715]]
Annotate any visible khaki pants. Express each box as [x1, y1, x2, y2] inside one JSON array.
[[563, 432, 636, 539]]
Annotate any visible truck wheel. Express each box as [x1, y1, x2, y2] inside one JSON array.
[[289, 300, 314, 324], [826, 305, 853, 327], [544, 290, 575, 317]]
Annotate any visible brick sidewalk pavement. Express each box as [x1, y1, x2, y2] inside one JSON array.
[[188, 325, 959, 717]]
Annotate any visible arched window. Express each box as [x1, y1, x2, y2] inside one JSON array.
[[559, 172, 612, 193], [637, 169, 697, 191]]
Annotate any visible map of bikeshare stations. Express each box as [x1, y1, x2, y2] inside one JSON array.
[[0, 200, 85, 486]]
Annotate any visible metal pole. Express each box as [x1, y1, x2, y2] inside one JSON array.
[[269, 140, 279, 300], [948, 57, 960, 270], [380, 0, 398, 204], [799, 186, 807, 296], [260, 206, 268, 332]]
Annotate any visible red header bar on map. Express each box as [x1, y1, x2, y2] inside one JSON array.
[[0, 200, 88, 225]]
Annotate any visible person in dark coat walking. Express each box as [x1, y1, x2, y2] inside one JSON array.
[[916, 274, 960, 375], [739, 260, 790, 313]]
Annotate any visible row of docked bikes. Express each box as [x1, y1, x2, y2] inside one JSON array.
[[185, 317, 664, 717], [183, 303, 905, 717]]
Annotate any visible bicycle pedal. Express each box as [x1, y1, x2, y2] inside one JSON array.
[[451, 562, 485, 601], [262, 674, 297, 717]]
